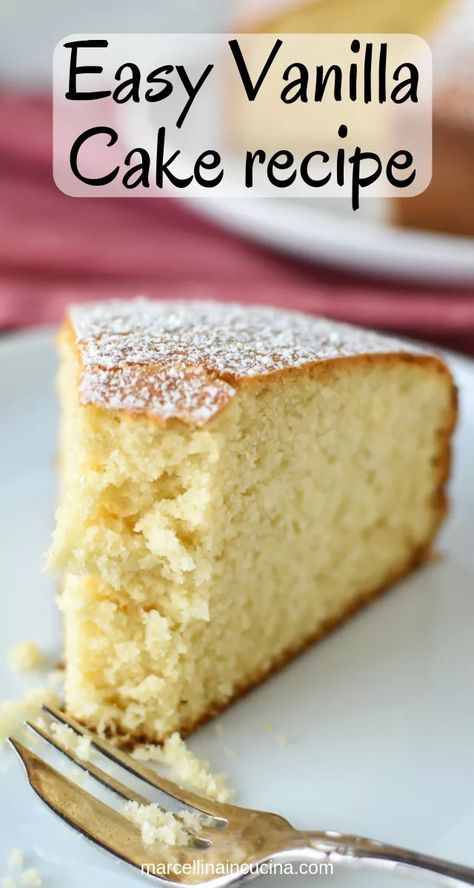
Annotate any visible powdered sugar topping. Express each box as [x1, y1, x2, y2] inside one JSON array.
[[70, 298, 423, 425]]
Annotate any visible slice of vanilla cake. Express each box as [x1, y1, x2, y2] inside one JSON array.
[[47, 299, 456, 744]]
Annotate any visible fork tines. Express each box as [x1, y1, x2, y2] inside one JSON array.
[[37, 704, 228, 821]]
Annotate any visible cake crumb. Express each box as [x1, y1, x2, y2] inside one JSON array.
[[263, 722, 273, 733], [132, 733, 233, 803], [66, 767, 86, 787], [6, 851, 23, 870], [49, 722, 91, 761], [19, 870, 41, 887], [1, 876, 17, 888], [122, 801, 200, 847], [0, 687, 59, 744], [212, 724, 225, 737], [223, 746, 235, 758], [8, 642, 44, 674], [46, 669, 64, 689], [276, 734, 288, 747]]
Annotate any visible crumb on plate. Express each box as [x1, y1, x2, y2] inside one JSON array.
[[0, 687, 59, 745], [6, 851, 23, 870], [8, 642, 44, 674], [19, 870, 41, 887]]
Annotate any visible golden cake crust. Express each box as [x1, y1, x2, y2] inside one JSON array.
[[65, 298, 454, 428]]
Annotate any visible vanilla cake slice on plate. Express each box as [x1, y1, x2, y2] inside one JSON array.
[[47, 299, 456, 744]]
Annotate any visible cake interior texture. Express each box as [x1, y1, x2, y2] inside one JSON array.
[[48, 304, 456, 744]]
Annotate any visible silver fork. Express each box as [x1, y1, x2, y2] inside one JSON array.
[[9, 704, 474, 887]]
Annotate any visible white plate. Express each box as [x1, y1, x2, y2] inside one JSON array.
[[184, 195, 474, 285], [1, 327, 473, 888]]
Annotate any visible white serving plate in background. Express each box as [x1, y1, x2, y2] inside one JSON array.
[[184, 194, 474, 285]]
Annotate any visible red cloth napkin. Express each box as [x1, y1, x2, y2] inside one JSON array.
[[1, 90, 474, 354]]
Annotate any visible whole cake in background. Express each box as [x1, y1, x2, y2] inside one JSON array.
[[232, 0, 453, 158], [235, 0, 451, 35], [237, 0, 474, 238], [47, 299, 456, 744], [395, 0, 474, 237]]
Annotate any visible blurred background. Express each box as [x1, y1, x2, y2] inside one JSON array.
[[1, 0, 474, 353]]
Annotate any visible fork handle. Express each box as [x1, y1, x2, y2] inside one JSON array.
[[295, 832, 474, 886]]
